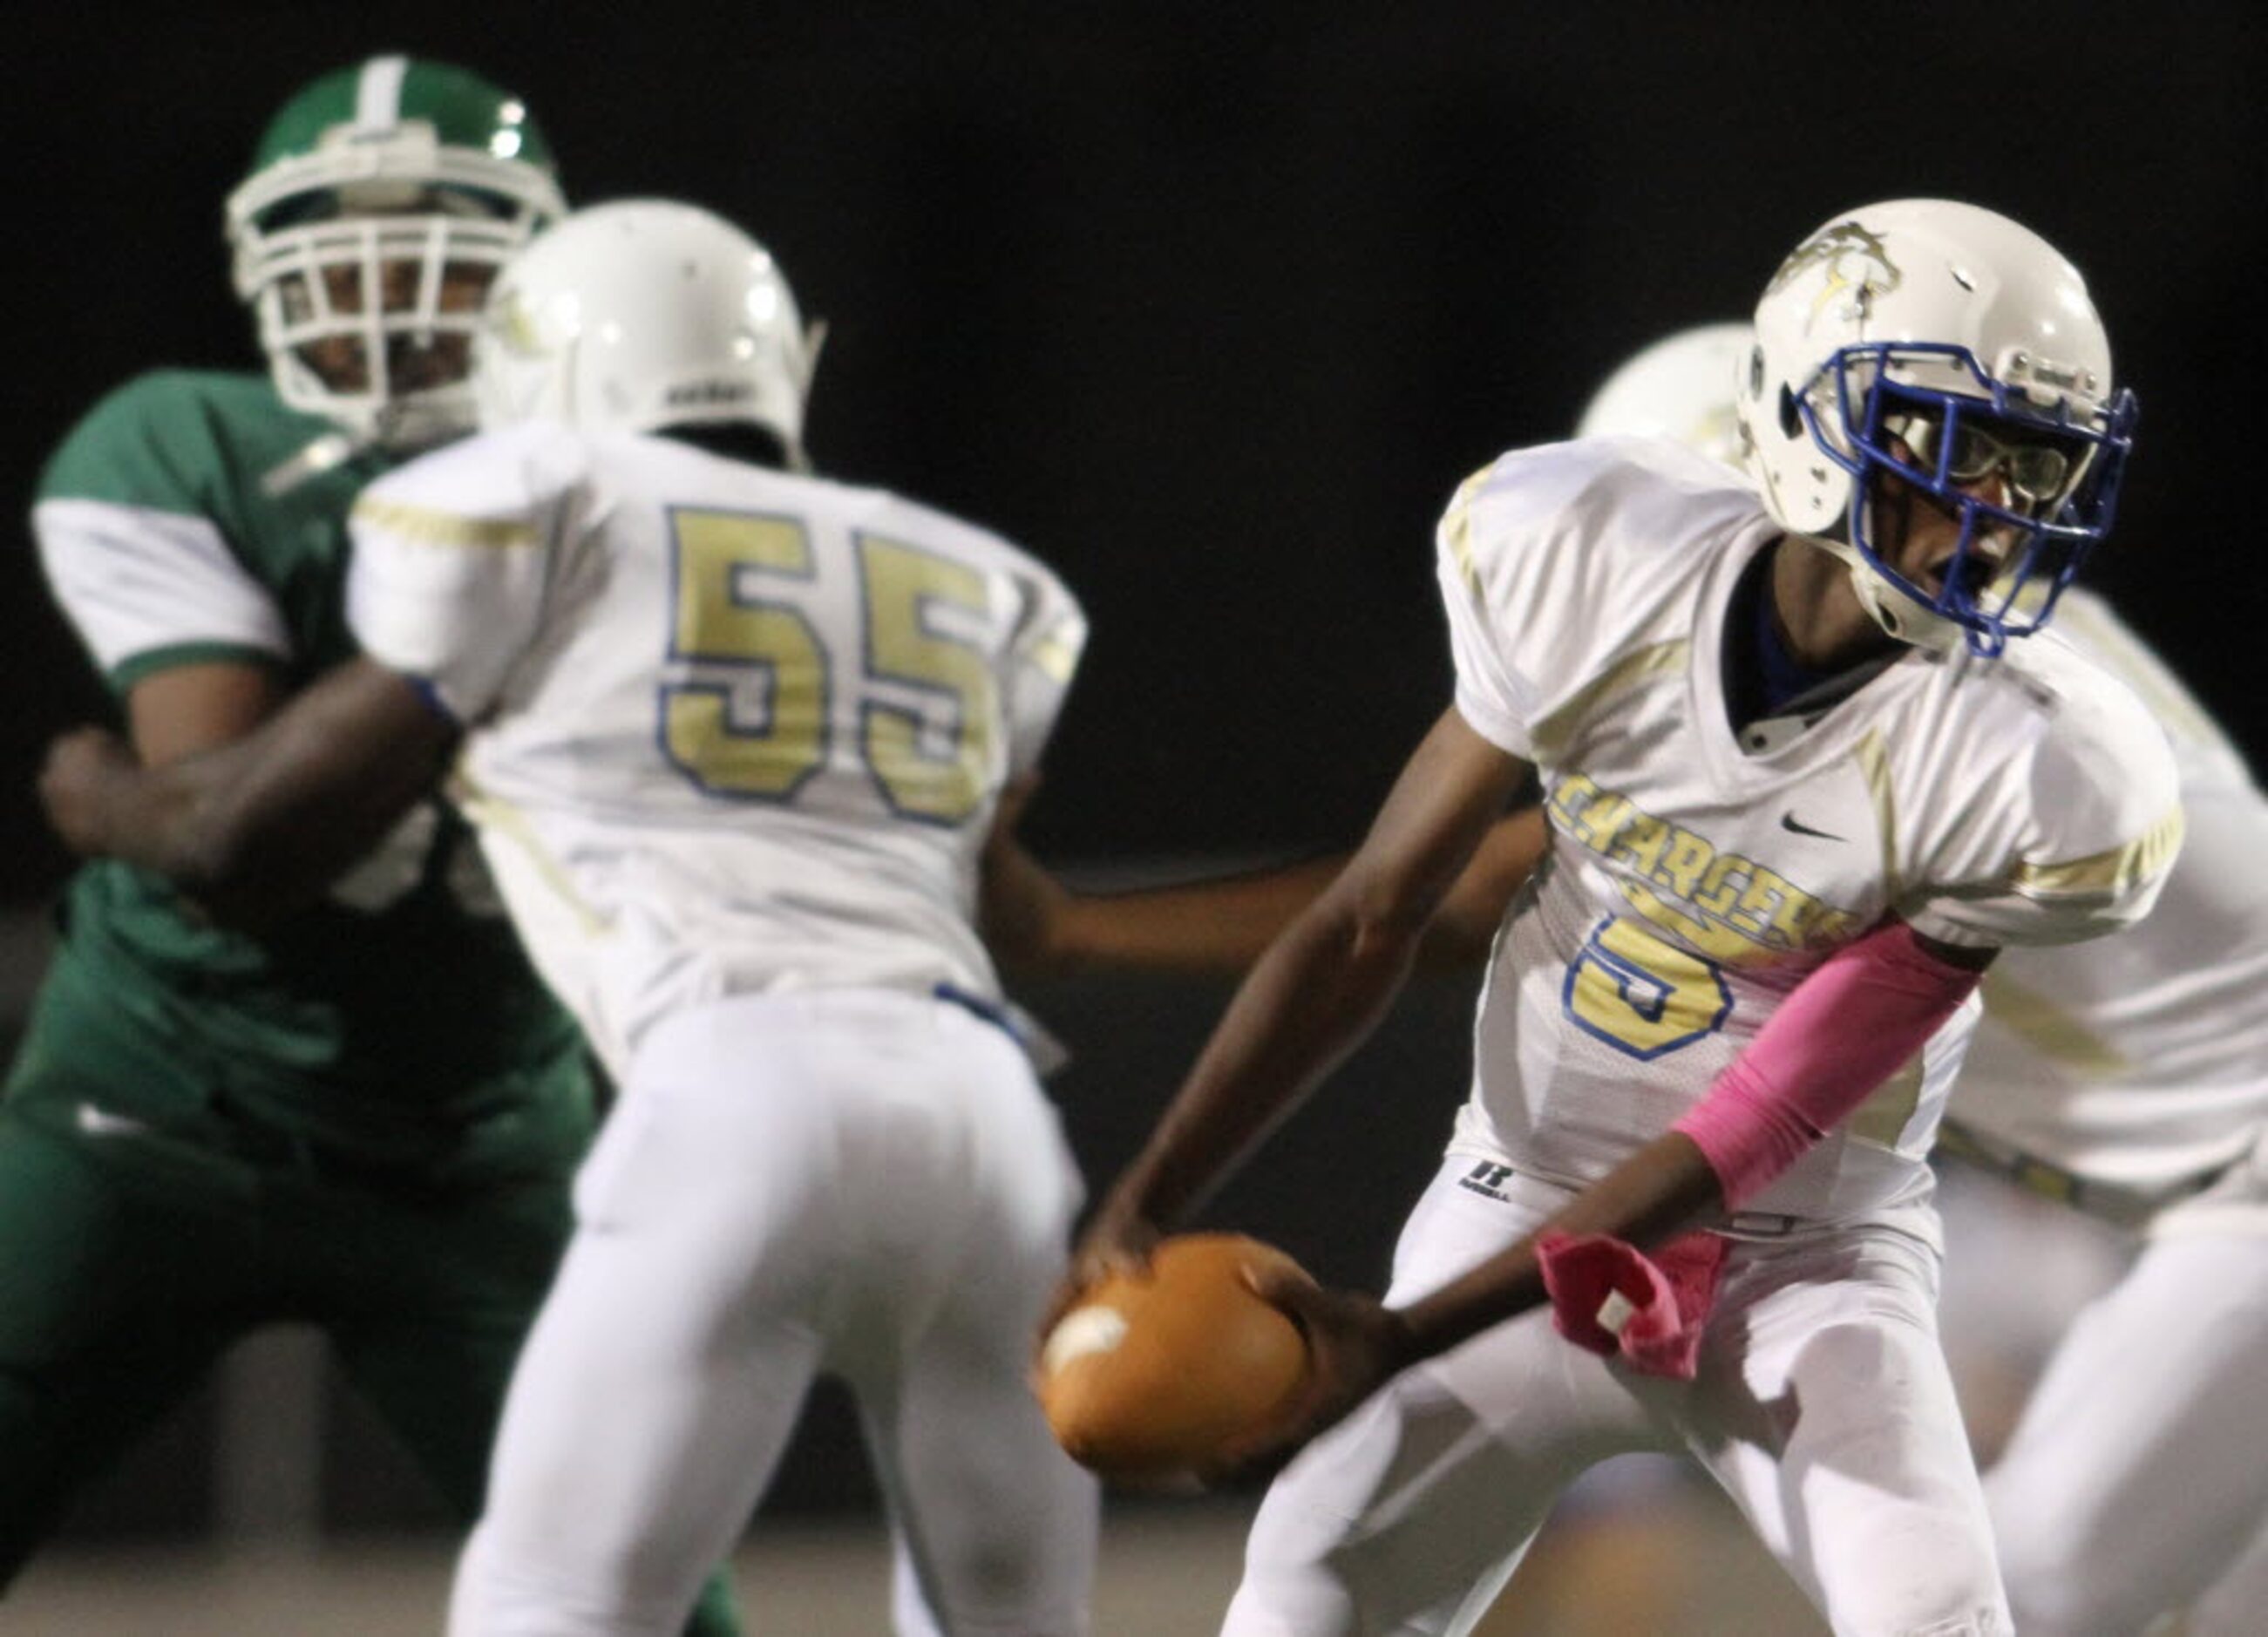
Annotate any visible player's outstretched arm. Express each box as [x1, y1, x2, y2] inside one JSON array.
[[983, 828, 1351, 979], [1062, 708, 1531, 1294], [1221, 916, 1997, 1474], [39, 656, 456, 927], [1217, 1126, 1726, 1477], [1422, 804, 1547, 968], [981, 781, 1545, 982], [1245, 990, 1958, 1471]]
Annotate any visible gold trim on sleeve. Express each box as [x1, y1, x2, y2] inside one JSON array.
[[351, 497, 538, 549], [1027, 629, 1080, 685], [2013, 805, 2186, 899], [1977, 969, 2130, 1077], [1442, 464, 1493, 601], [1855, 729, 1902, 905], [1531, 642, 1689, 761], [449, 771, 612, 941]]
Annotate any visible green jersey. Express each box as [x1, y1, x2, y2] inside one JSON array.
[[24, 370, 592, 1175]]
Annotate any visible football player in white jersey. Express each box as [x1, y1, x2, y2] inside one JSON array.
[[1959, 584, 2268, 1636], [1581, 320, 2268, 1635], [1056, 200, 2176, 1637], [41, 200, 1098, 1636]]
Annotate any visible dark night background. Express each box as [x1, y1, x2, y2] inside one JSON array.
[[0, 0, 2261, 1545], [8, 6, 2263, 891]]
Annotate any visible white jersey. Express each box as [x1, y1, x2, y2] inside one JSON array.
[[346, 421, 1084, 1078], [1439, 438, 2182, 1233], [1951, 586, 2268, 1206]]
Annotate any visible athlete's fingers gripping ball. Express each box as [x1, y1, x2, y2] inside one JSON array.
[[1036, 1233, 1312, 1484]]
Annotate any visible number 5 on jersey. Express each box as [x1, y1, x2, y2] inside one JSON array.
[[1563, 916, 1733, 1061], [662, 508, 995, 823]]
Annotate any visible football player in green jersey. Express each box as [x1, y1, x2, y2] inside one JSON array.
[[10, 57, 737, 1632]]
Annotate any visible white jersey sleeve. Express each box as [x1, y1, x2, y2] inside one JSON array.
[[1436, 461, 1547, 757], [37, 499, 290, 678], [1900, 645, 2184, 951], [1003, 570, 1085, 779], [1436, 439, 1768, 761], [346, 422, 584, 723]]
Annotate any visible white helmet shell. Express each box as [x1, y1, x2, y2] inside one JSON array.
[[474, 199, 820, 466], [1575, 322, 1752, 468], [1735, 199, 2133, 655]]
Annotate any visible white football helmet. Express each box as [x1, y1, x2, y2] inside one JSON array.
[[1575, 322, 1752, 468], [1737, 199, 2136, 655], [224, 56, 567, 450], [473, 199, 820, 467]]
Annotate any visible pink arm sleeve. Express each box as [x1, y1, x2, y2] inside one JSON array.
[[1670, 919, 1985, 1208]]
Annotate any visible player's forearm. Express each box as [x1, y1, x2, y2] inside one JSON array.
[[1109, 707, 1526, 1227], [1047, 853, 1349, 977], [41, 724, 283, 899], [1106, 885, 1426, 1226], [99, 662, 455, 925], [89, 738, 391, 924], [1390, 1131, 1724, 1362], [1416, 805, 1548, 971], [1068, 805, 1548, 981], [66, 759, 220, 883], [1670, 918, 1990, 1206]]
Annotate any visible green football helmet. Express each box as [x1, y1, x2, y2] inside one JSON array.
[[224, 55, 567, 449]]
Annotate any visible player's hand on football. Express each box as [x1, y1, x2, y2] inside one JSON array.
[[38, 726, 139, 858], [1205, 1269, 1418, 1484], [1041, 1190, 1165, 1353]]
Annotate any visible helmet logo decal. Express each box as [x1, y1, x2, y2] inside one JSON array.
[[664, 379, 757, 409], [1765, 221, 1903, 333], [353, 55, 411, 134]]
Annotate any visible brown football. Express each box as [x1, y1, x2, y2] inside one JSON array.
[[1037, 1232, 1312, 1483]]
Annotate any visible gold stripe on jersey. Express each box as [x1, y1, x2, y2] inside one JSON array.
[[1849, 1054, 1926, 1148], [1442, 465, 1493, 601], [451, 777, 611, 940], [1549, 773, 1864, 967], [1028, 628, 1079, 685], [1978, 969, 2130, 1077], [1855, 729, 1903, 903], [2013, 805, 2185, 900], [1531, 642, 1690, 761], [351, 497, 540, 549]]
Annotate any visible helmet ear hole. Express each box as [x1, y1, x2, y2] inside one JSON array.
[[1778, 384, 1803, 440]]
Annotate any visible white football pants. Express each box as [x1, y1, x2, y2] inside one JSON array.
[[1222, 1157, 2010, 1637], [1987, 1225, 2268, 1635], [448, 988, 1097, 1636]]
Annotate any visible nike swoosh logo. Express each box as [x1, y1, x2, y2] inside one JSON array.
[[1779, 812, 1844, 841]]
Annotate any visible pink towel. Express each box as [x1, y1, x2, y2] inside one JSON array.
[[1536, 1230, 1728, 1380]]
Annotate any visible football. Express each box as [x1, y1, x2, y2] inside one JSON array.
[[1037, 1232, 1312, 1484]]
